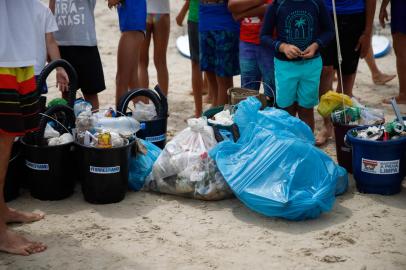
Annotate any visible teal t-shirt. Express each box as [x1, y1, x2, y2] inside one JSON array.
[[188, 0, 199, 22]]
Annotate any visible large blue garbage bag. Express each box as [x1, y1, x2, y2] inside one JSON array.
[[234, 97, 315, 144], [210, 98, 348, 220], [129, 139, 161, 191]]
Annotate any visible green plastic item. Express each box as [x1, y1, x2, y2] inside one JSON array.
[[47, 98, 68, 109]]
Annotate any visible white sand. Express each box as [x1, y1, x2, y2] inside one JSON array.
[[1, 1, 406, 269]]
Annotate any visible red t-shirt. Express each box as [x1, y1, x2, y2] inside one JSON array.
[[240, 0, 273, 45]]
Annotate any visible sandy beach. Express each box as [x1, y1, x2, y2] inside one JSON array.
[[1, 1, 406, 269]]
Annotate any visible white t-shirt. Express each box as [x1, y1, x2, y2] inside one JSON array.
[[147, 0, 170, 14], [0, 0, 37, 67], [34, 0, 58, 75]]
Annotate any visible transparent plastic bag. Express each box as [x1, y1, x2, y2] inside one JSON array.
[[145, 118, 233, 200], [133, 101, 157, 121]]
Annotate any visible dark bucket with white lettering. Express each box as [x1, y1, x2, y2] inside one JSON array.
[[75, 139, 135, 204], [21, 138, 75, 200], [4, 141, 23, 202], [346, 126, 406, 195]]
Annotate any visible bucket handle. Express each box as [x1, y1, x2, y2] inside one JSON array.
[[344, 134, 352, 148], [232, 80, 276, 107]]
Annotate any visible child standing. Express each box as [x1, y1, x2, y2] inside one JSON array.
[[34, 0, 69, 94], [229, 0, 275, 100], [50, 0, 106, 110], [261, 0, 334, 130], [199, 0, 240, 106], [0, 0, 47, 256], [139, 0, 170, 96], [176, 0, 205, 117], [108, 0, 147, 106]]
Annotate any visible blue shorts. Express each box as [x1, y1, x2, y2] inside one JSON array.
[[199, 30, 240, 77], [274, 56, 322, 109], [391, 0, 406, 34], [118, 0, 147, 32], [35, 75, 48, 94], [239, 41, 275, 98]]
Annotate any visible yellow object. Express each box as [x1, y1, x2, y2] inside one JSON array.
[[317, 91, 353, 117], [97, 133, 112, 148]]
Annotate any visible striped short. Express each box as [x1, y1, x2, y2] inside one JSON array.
[[0, 66, 40, 136]]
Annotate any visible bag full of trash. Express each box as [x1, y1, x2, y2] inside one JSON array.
[[144, 118, 233, 200], [317, 91, 353, 117], [129, 139, 162, 191], [210, 121, 348, 221]]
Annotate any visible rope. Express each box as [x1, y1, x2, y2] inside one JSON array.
[[331, 0, 348, 121]]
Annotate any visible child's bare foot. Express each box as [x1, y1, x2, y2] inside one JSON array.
[[5, 208, 45, 224], [383, 95, 406, 105], [373, 73, 396, 85], [0, 229, 47, 256], [316, 127, 333, 146]]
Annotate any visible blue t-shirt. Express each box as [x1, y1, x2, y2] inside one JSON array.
[[199, 2, 240, 32], [261, 0, 334, 61], [324, 0, 365, 14]]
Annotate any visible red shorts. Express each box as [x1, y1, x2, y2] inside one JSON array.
[[0, 66, 40, 136]]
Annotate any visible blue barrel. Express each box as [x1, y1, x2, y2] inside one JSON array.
[[346, 126, 406, 195]]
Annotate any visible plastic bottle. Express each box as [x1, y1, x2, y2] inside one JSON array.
[[74, 98, 92, 117], [94, 116, 140, 137], [331, 107, 361, 124]]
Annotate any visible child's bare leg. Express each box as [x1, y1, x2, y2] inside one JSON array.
[[83, 94, 99, 111], [316, 66, 334, 146], [365, 46, 396, 85], [216, 76, 233, 106], [138, 24, 152, 89], [392, 33, 406, 103], [0, 135, 46, 255], [152, 14, 170, 96], [116, 31, 144, 106], [337, 72, 357, 97], [282, 104, 298, 117], [191, 60, 203, 117], [298, 106, 315, 132], [205, 71, 218, 106]]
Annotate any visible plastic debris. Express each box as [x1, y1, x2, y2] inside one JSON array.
[[44, 123, 60, 139], [48, 133, 74, 146], [207, 110, 234, 126], [47, 98, 68, 109], [73, 98, 92, 117], [144, 118, 233, 200], [318, 91, 353, 117], [133, 101, 157, 121], [94, 116, 140, 138]]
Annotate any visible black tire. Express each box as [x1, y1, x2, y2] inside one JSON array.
[[35, 105, 75, 145], [117, 88, 164, 117], [37, 59, 78, 108]]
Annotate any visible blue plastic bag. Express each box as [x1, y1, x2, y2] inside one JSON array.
[[234, 97, 315, 144], [210, 123, 348, 221], [129, 139, 161, 191]]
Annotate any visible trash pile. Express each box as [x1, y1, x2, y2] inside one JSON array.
[[207, 109, 234, 126], [318, 91, 385, 126], [132, 101, 157, 121], [73, 99, 140, 148], [144, 118, 233, 201], [210, 97, 348, 220], [45, 124, 74, 146], [351, 120, 406, 141]]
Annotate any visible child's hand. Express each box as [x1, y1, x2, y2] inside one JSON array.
[[107, 0, 121, 9], [56, 68, 69, 93], [302, 42, 319, 59], [279, 43, 302, 59], [176, 14, 184, 26]]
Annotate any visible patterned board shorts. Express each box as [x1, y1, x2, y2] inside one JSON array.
[[0, 66, 40, 136], [199, 30, 240, 77]]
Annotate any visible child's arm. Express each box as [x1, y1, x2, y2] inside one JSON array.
[[228, 0, 265, 13], [176, 0, 190, 26], [45, 33, 69, 92], [379, 0, 390, 28], [356, 0, 376, 58], [49, 0, 55, 13], [302, 0, 334, 59], [231, 3, 269, 21]]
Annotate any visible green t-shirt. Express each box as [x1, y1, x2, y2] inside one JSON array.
[[188, 0, 199, 22]]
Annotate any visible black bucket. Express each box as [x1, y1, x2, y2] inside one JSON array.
[[333, 122, 357, 173], [22, 105, 76, 201], [117, 85, 168, 149], [21, 138, 75, 200], [76, 140, 135, 204], [36, 59, 78, 110], [4, 141, 23, 202]]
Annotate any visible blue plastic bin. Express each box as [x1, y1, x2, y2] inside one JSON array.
[[347, 126, 406, 195]]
